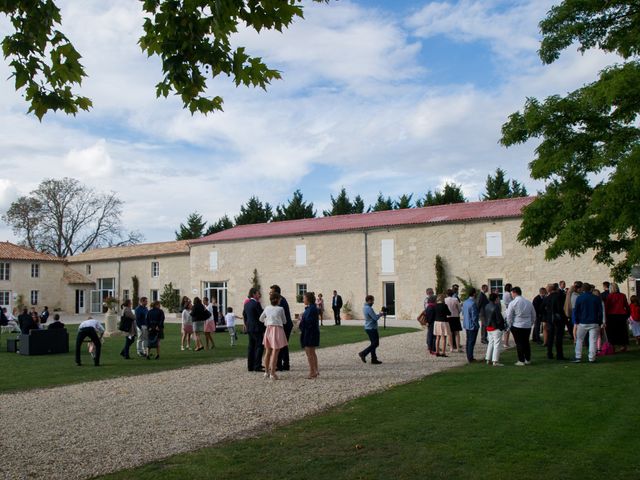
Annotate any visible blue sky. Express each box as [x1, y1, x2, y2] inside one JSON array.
[[0, 0, 615, 243]]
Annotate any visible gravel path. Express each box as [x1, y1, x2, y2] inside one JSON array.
[[0, 330, 482, 480]]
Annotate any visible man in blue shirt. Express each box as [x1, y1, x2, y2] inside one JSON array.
[[572, 283, 603, 363], [462, 288, 480, 363], [358, 295, 384, 364], [134, 297, 149, 357]]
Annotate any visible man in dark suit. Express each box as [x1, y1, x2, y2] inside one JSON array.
[[18, 308, 35, 333], [272, 285, 293, 371], [332, 290, 343, 326], [47, 313, 65, 329], [243, 287, 265, 372]]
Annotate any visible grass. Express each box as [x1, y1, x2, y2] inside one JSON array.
[[0, 324, 415, 393], [98, 343, 640, 480]]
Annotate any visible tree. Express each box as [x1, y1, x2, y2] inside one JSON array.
[[483, 168, 529, 200], [369, 193, 394, 212], [396, 194, 413, 209], [205, 215, 234, 235], [500, 0, 640, 281], [132, 275, 140, 307], [2, 177, 142, 257], [1, 0, 329, 118], [435, 255, 446, 295], [416, 183, 466, 207], [273, 189, 316, 221], [234, 196, 272, 225], [160, 282, 180, 313], [175, 212, 207, 240], [323, 188, 364, 216]]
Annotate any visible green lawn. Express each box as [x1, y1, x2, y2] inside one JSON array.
[[99, 344, 640, 480], [0, 324, 415, 393]]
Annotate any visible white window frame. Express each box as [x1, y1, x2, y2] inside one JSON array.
[[381, 239, 395, 274], [122, 289, 130, 302], [209, 251, 218, 271], [31, 263, 40, 278], [296, 283, 307, 302], [486, 232, 503, 257], [0, 290, 10, 308], [295, 245, 307, 266], [151, 261, 160, 277], [30, 289, 39, 305], [150, 289, 159, 302], [0, 262, 10, 281], [489, 279, 504, 295]]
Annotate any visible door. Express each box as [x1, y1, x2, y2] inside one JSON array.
[[75, 289, 86, 314], [203, 281, 227, 322], [383, 282, 396, 316], [90, 290, 103, 314], [0, 290, 10, 313]]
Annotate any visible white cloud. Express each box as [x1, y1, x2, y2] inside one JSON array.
[[0, 179, 18, 211], [63, 140, 114, 178]]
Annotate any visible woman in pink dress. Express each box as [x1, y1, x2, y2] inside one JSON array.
[[259, 291, 289, 379]]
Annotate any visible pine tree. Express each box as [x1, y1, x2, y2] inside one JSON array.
[[352, 195, 365, 214], [323, 188, 354, 216], [205, 215, 234, 235], [369, 193, 394, 212], [273, 189, 316, 221], [483, 168, 528, 200], [175, 212, 207, 240], [396, 194, 413, 209], [416, 183, 466, 207], [235, 197, 273, 225]]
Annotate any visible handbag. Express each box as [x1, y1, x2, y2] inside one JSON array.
[[118, 315, 133, 332], [417, 310, 427, 327]]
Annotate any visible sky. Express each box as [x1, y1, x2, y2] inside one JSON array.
[[0, 0, 616, 243]]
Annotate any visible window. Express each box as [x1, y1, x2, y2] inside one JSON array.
[[151, 261, 159, 277], [209, 251, 218, 271], [486, 232, 503, 257], [0, 290, 10, 306], [295, 245, 307, 266], [489, 279, 504, 295], [0, 262, 10, 281], [150, 289, 159, 302], [30, 290, 39, 305], [381, 239, 395, 273], [86, 264, 91, 275], [296, 283, 307, 303], [31, 263, 40, 278], [122, 289, 130, 302]]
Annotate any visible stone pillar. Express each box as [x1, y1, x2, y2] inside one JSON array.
[[104, 309, 118, 337]]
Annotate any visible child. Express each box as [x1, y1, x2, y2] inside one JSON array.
[[630, 295, 640, 346], [225, 307, 239, 346]]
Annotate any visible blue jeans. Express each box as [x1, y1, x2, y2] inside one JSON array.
[[465, 328, 479, 362], [361, 329, 380, 361]]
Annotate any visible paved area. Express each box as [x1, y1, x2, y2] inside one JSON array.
[[0, 329, 482, 479]]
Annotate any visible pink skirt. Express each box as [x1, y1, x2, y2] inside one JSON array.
[[182, 324, 193, 334], [204, 319, 216, 333], [263, 325, 288, 350]]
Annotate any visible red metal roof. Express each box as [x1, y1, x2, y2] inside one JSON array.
[[0, 242, 64, 262], [193, 196, 535, 243]]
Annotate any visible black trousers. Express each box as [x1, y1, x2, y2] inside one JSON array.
[[360, 329, 379, 360], [511, 326, 531, 362], [121, 334, 136, 358], [75, 327, 101, 366], [333, 307, 341, 325], [547, 319, 565, 359], [247, 331, 265, 371], [532, 316, 542, 343], [276, 321, 293, 370]]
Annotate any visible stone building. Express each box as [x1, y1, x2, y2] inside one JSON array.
[[65, 240, 190, 314], [189, 197, 616, 319], [0, 242, 66, 313]]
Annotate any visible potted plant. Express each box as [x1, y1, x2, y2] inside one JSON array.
[[296, 293, 304, 303], [341, 300, 354, 320], [102, 296, 119, 313]]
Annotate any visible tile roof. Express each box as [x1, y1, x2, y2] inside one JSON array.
[[63, 267, 94, 285], [0, 242, 64, 262], [193, 196, 536, 244], [68, 240, 190, 262]]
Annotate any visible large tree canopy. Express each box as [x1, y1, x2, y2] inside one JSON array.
[[1, 0, 328, 118], [2, 177, 142, 257], [501, 0, 640, 281]]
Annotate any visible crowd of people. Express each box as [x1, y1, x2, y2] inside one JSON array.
[[422, 280, 638, 367], [0, 305, 55, 333]]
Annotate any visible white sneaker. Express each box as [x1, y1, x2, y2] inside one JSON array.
[[515, 361, 525, 366], [181, 346, 185, 351], [493, 362, 504, 367], [524, 360, 531, 365]]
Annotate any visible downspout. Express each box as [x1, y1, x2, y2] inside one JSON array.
[[117, 260, 121, 302], [364, 230, 369, 295]]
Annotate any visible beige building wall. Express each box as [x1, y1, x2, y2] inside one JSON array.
[[191, 218, 614, 320], [0, 260, 65, 313], [66, 253, 190, 313]]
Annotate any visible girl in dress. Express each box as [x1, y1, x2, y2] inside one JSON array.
[[181, 298, 193, 350], [299, 291, 320, 378], [259, 292, 289, 380]]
